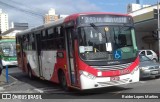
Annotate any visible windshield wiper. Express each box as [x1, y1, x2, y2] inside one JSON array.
[[90, 23, 108, 42]]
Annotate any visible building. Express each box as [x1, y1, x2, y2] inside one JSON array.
[[0, 9, 9, 33], [58, 15, 68, 19], [44, 8, 68, 24], [2, 22, 28, 36], [11, 22, 28, 29], [128, 3, 159, 53], [44, 8, 59, 24]]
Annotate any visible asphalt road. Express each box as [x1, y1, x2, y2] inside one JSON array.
[[1, 66, 160, 102]]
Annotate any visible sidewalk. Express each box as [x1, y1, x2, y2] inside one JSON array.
[[0, 73, 17, 91], [0, 74, 6, 86]]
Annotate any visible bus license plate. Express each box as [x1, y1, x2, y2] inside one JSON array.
[[110, 76, 120, 81]]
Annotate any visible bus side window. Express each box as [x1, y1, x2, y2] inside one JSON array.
[[23, 35, 29, 50], [28, 34, 31, 50], [57, 26, 65, 49], [48, 28, 54, 39], [30, 34, 35, 50], [47, 28, 54, 50], [41, 30, 47, 50]]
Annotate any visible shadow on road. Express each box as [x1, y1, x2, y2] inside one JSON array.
[[140, 77, 160, 81]]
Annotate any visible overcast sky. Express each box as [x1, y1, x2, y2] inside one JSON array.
[[0, 0, 158, 28]]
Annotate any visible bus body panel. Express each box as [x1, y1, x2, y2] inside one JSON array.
[[41, 50, 57, 80], [2, 59, 17, 66], [16, 12, 139, 90], [26, 51, 39, 77]]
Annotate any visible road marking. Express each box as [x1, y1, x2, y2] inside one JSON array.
[[112, 91, 122, 96], [139, 81, 146, 83], [33, 87, 66, 93], [155, 78, 160, 80], [34, 88, 44, 93]]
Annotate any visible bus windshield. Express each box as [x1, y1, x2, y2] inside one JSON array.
[[78, 25, 137, 61], [0, 42, 16, 57]]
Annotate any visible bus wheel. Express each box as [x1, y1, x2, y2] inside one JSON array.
[[27, 65, 34, 79], [59, 71, 68, 91]]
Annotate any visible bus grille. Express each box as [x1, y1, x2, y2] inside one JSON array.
[[97, 78, 130, 86], [92, 63, 132, 71]]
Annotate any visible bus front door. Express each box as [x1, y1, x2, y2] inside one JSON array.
[[66, 28, 78, 86]]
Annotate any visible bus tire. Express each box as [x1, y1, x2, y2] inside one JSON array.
[[27, 64, 34, 79], [58, 70, 68, 91]]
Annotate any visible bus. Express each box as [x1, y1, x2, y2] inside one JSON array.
[[16, 12, 139, 90], [0, 36, 17, 69]]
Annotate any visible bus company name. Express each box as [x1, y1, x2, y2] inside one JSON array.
[[112, 69, 130, 75], [83, 16, 128, 24], [119, 69, 130, 75]]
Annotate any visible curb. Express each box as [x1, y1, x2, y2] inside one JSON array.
[[0, 73, 18, 91]]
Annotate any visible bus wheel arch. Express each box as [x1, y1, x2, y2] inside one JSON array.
[[58, 69, 68, 91]]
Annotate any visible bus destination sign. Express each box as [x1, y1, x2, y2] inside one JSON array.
[[79, 15, 131, 24]]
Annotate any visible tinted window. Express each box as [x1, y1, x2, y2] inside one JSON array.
[[147, 51, 152, 55], [140, 51, 145, 55], [48, 28, 54, 39], [41, 30, 47, 50], [140, 55, 151, 62]]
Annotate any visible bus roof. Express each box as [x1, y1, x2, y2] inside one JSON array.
[[16, 12, 131, 36], [64, 12, 131, 22]]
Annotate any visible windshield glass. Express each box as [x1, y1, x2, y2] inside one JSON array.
[[78, 25, 137, 61], [0, 42, 16, 57], [139, 55, 151, 62]]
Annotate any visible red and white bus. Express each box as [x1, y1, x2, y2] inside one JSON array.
[[16, 12, 139, 90]]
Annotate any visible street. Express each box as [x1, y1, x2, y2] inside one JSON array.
[[1, 67, 160, 95], [0, 67, 160, 102]]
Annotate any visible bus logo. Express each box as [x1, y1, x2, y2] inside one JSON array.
[[2, 94, 11, 99]]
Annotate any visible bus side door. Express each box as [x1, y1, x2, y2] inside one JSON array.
[[65, 26, 78, 86], [34, 32, 43, 77]]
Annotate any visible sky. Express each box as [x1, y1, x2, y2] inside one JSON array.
[[0, 0, 159, 28]]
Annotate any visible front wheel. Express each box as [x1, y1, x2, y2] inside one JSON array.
[[59, 71, 68, 91], [27, 64, 34, 79], [152, 58, 157, 62]]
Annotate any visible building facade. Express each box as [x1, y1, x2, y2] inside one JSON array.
[[0, 9, 9, 33], [128, 3, 159, 53], [44, 8, 59, 24], [44, 8, 68, 24], [2, 22, 28, 36]]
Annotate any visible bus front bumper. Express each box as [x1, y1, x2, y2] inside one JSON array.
[[80, 66, 139, 90], [2, 60, 17, 66]]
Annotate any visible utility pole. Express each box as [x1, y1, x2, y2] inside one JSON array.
[[157, 0, 160, 61]]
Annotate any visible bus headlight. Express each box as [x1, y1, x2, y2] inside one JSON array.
[[79, 70, 96, 80], [131, 67, 139, 75], [141, 67, 149, 70]]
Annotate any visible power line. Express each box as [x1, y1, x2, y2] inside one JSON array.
[[6, 0, 45, 15], [0, 0, 44, 19]]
